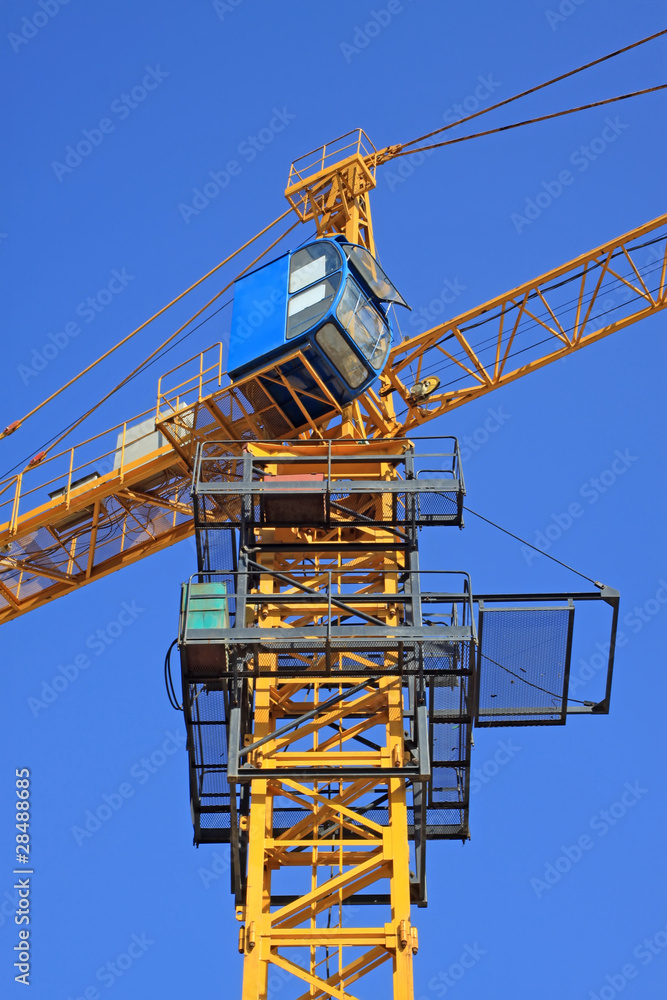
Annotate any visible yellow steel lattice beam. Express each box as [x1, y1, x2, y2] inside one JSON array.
[[235, 446, 418, 999], [376, 213, 667, 434]]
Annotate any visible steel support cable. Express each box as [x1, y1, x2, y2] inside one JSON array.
[[462, 246, 665, 340], [454, 237, 667, 337], [479, 650, 593, 706], [383, 85, 667, 160], [25, 217, 302, 467], [398, 246, 666, 384], [1, 207, 293, 441], [0, 298, 232, 482], [392, 232, 667, 382], [462, 505, 603, 587], [378, 28, 667, 157], [414, 273, 664, 386], [413, 275, 664, 387], [122, 297, 233, 376], [9, 31, 664, 443], [391, 286, 659, 421], [20, 226, 658, 473], [502, 231, 667, 305]]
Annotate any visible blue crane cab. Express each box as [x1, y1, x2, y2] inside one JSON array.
[[227, 238, 409, 420]]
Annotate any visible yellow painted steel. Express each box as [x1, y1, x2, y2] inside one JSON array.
[[239, 677, 416, 999], [380, 211, 667, 429], [236, 443, 417, 998], [285, 130, 377, 253]]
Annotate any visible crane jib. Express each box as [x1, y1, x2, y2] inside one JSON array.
[[0, 213, 665, 624]]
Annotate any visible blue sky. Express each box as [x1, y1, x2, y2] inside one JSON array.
[[1, 1, 666, 998]]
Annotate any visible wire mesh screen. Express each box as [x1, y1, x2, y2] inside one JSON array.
[[183, 638, 473, 677], [193, 486, 462, 530], [196, 530, 237, 589], [417, 490, 463, 524], [186, 683, 233, 841], [427, 642, 471, 838], [476, 604, 574, 726]]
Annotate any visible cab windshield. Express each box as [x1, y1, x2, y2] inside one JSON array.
[[336, 277, 391, 370], [344, 245, 408, 307]]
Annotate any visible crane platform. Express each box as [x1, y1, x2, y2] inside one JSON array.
[[172, 438, 619, 998]]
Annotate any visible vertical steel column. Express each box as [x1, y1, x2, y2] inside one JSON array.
[[237, 442, 418, 999]]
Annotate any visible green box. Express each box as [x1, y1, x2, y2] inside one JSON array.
[[183, 582, 229, 632]]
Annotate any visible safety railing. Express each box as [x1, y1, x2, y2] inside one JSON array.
[[190, 437, 465, 534], [286, 129, 377, 189], [0, 406, 174, 537], [180, 568, 476, 647], [156, 342, 225, 421], [194, 435, 462, 481]]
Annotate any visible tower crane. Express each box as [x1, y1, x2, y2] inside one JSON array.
[[1, 31, 665, 1000]]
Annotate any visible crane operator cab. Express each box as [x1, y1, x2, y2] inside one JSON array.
[[227, 237, 409, 422]]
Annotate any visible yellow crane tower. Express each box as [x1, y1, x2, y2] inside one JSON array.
[[1, 32, 666, 1000]]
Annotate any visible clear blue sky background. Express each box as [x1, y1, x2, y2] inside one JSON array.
[[1, 1, 666, 998]]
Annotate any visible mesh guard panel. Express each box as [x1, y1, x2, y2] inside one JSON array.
[[476, 604, 574, 726]]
